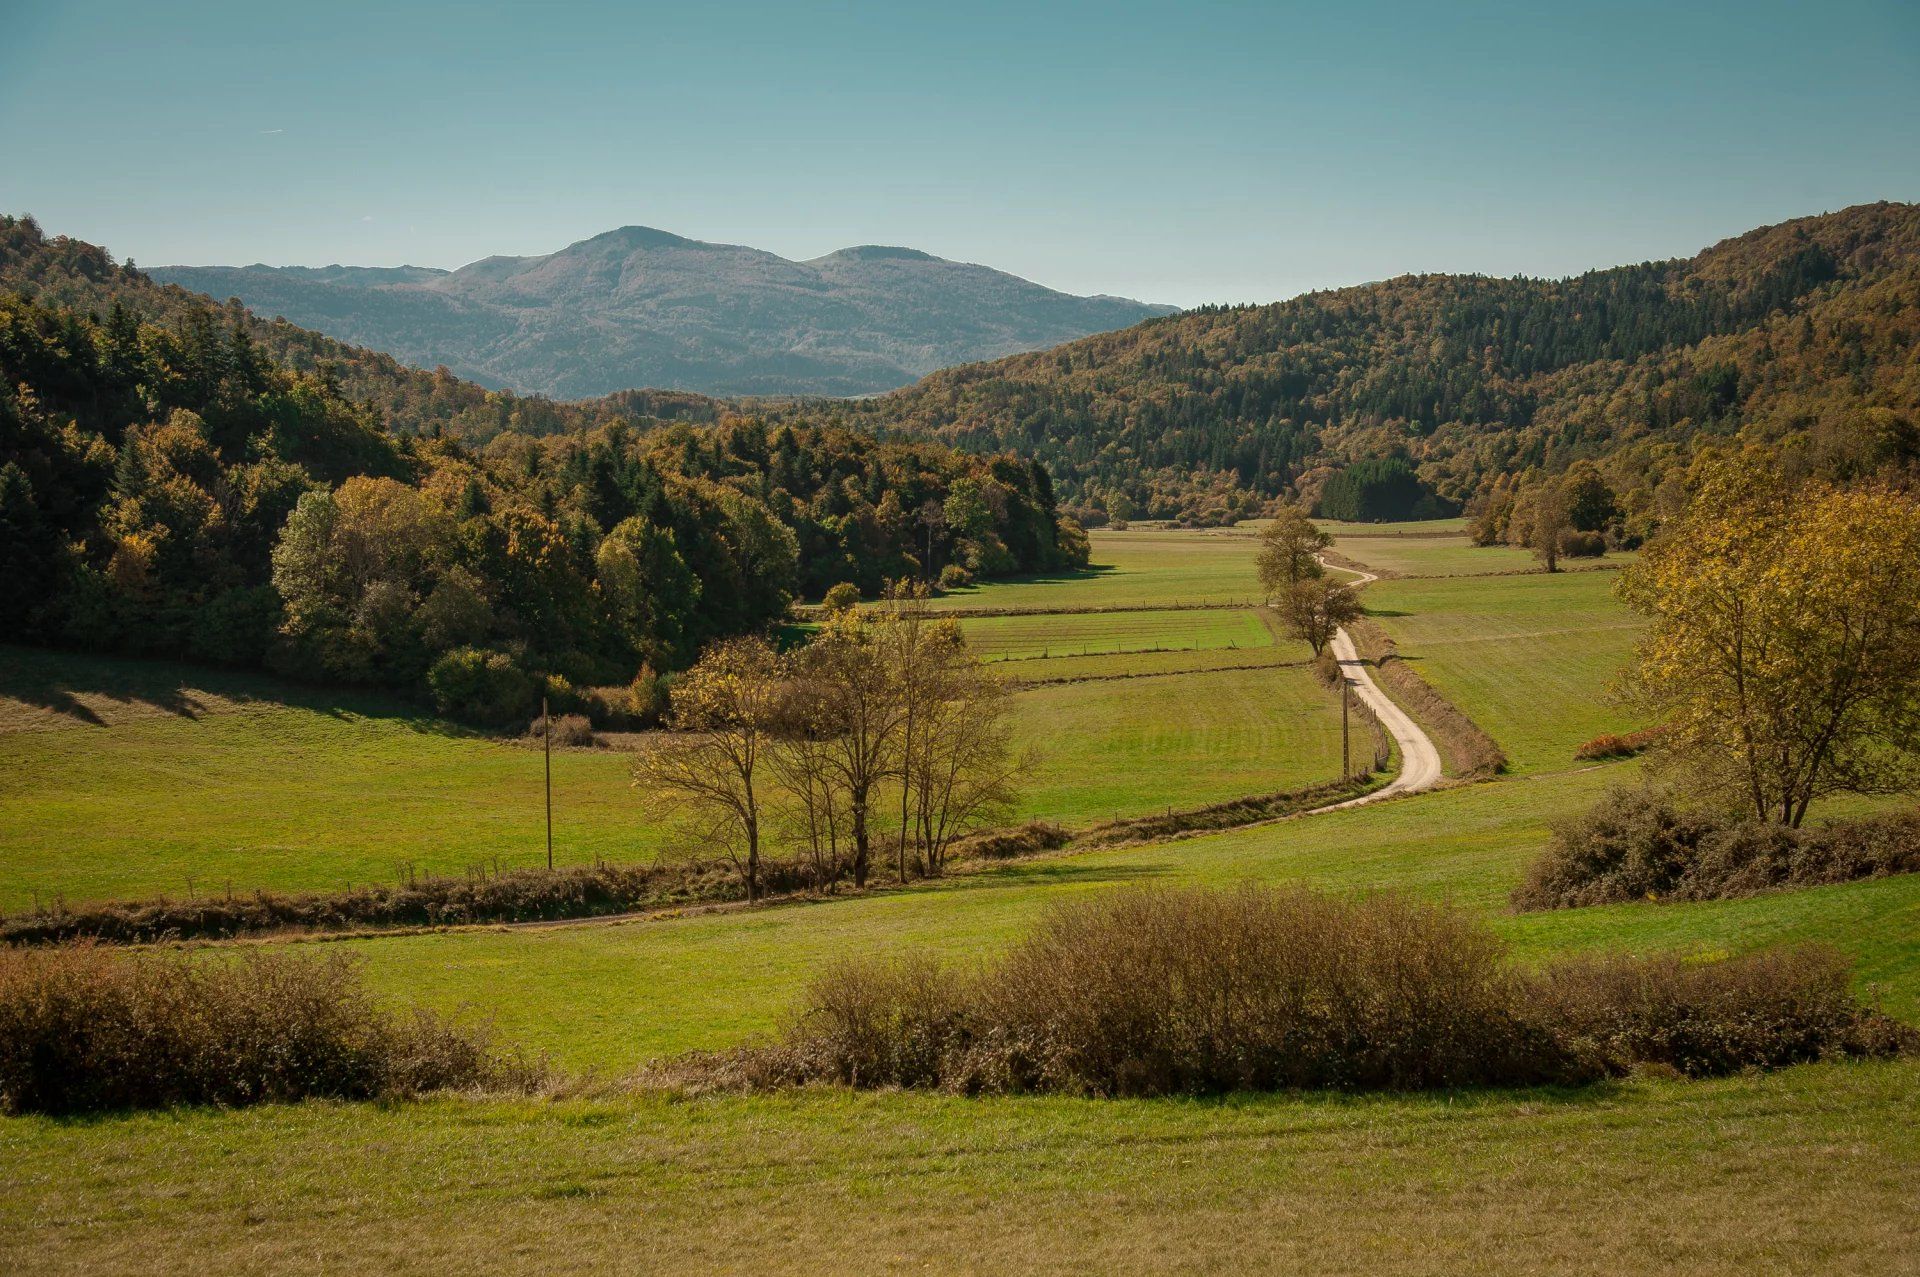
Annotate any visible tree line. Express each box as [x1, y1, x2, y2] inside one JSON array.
[[0, 286, 1087, 725]]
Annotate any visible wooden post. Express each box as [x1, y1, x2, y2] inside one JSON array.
[[1341, 678, 1351, 780], [543, 694, 553, 872]]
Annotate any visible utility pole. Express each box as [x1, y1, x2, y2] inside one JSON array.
[[542, 694, 553, 871], [1341, 678, 1351, 780]]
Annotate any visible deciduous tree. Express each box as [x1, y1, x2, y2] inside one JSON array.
[[1618, 458, 1920, 825]]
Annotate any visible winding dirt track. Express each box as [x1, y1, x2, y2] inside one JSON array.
[[1306, 560, 1445, 813]]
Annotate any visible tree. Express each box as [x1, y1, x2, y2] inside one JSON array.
[[1560, 461, 1619, 534], [1617, 459, 1920, 825], [907, 644, 1018, 876], [1256, 507, 1330, 603], [1281, 578, 1363, 657], [639, 637, 785, 900], [787, 609, 908, 887], [1526, 479, 1570, 573]]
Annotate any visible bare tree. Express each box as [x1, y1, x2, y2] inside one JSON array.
[[789, 609, 908, 888], [1528, 479, 1569, 573], [637, 637, 784, 901], [909, 645, 1020, 875]]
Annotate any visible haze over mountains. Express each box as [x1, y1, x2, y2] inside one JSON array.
[[152, 228, 1176, 398]]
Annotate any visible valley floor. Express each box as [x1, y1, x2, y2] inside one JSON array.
[[7, 521, 1919, 1274]]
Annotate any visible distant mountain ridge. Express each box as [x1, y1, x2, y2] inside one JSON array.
[[152, 228, 1176, 398]]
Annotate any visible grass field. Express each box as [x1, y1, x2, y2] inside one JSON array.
[[9, 520, 1920, 1275], [928, 526, 1266, 610], [1011, 663, 1346, 826], [961, 606, 1272, 661], [1363, 571, 1646, 772], [1, 628, 1345, 908], [6, 1062, 1917, 1276], [0, 648, 662, 912]]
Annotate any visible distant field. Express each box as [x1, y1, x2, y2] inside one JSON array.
[[928, 527, 1265, 610], [1314, 515, 1470, 537], [1332, 532, 1540, 577], [1012, 663, 1346, 826], [1364, 571, 1646, 773], [962, 607, 1272, 661], [997, 645, 1304, 683]]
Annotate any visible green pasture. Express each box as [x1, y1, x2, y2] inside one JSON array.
[[927, 527, 1266, 610], [1363, 571, 1646, 772], [961, 606, 1273, 661]]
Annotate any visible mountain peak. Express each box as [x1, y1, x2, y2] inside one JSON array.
[[822, 245, 940, 263]]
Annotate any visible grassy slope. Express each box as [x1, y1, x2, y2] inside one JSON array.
[[6, 1063, 1917, 1277], [0, 648, 662, 911]]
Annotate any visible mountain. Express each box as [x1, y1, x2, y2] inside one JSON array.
[[0, 215, 720, 443], [151, 229, 1176, 398], [837, 202, 1920, 528]]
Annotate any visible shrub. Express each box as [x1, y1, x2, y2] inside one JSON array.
[[1515, 786, 1717, 908], [529, 712, 596, 747], [937, 563, 973, 591], [1516, 789, 1920, 909], [822, 582, 860, 614], [427, 646, 537, 725], [0, 945, 524, 1114], [1530, 946, 1918, 1075], [1, 859, 789, 945], [1572, 726, 1664, 760], [1560, 530, 1607, 558], [655, 886, 1913, 1097], [952, 822, 1070, 860]]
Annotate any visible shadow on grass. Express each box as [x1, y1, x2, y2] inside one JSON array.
[[1, 643, 476, 740], [943, 563, 1122, 595]]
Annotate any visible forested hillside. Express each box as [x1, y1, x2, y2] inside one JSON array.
[[0, 223, 1085, 724], [840, 202, 1920, 530]]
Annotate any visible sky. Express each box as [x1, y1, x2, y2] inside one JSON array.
[[3, 0, 1917, 308]]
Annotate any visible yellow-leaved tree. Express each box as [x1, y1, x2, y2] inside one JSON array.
[[1617, 456, 1920, 825]]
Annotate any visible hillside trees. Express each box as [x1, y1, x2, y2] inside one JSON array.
[[1617, 457, 1920, 825], [0, 287, 1086, 721]]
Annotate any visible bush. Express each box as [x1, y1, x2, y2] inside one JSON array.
[[822, 582, 860, 614], [656, 886, 1913, 1097], [1, 859, 780, 945], [1515, 788, 1920, 909], [427, 646, 537, 725], [0, 945, 523, 1114], [1561, 530, 1607, 558], [1531, 946, 1917, 1075], [937, 562, 973, 591], [1572, 726, 1664, 760], [528, 712, 596, 747]]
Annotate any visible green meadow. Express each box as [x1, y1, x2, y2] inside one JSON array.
[[6, 519, 1918, 1276]]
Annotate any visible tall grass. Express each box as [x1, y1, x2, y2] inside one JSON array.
[[0, 945, 530, 1114], [654, 885, 1914, 1097]]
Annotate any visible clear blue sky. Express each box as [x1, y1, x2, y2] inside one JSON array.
[[3, 0, 1916, 307]]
